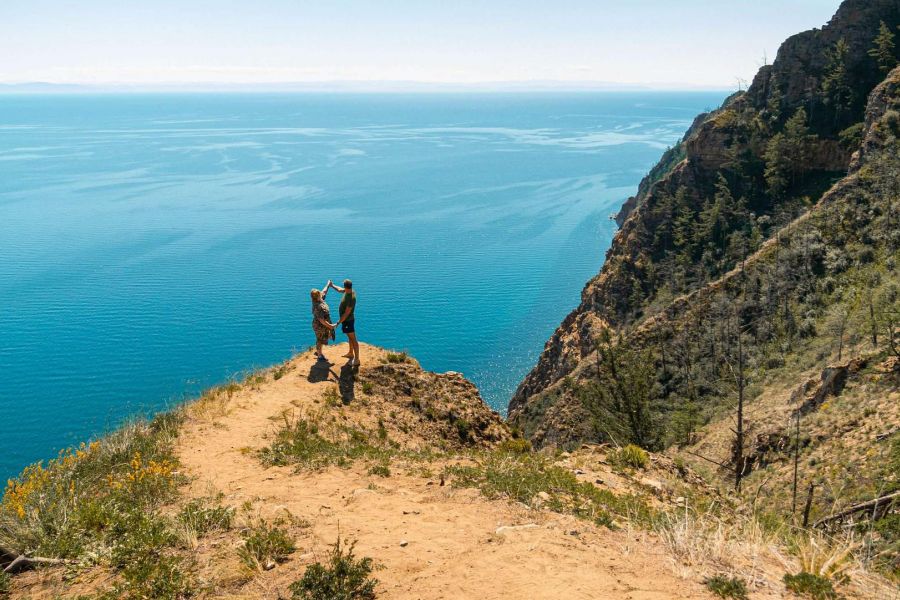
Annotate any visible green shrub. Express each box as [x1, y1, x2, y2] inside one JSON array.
[[838, 122, 864, 150], [177, 498, 234, 536], [367, 463, 391, 478], [323, 387, 342, 407], [385, 352, 408, 364], [238, 519, 296, 570], [498, 438, 532, 454], [455, 418, 472, 442], [102, 554, 195, 600], [289, 538, 377, 600], [107, 507, 175, 569], [614, 444, 649, 470], [783, 572, 840, 599], [0, 570, 10, 599], [361, 381, 374, 394], [705, 574, 749, 599]]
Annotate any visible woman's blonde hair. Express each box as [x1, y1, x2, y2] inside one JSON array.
[[310, 289, 321, 302]]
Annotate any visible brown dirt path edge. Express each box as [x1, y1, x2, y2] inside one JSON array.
[[176, 343, 716, 599]]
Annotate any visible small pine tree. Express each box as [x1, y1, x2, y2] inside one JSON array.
[[764, 107, 812, 199], [766, 76, 783, 128], [782, 107, 812, 184], [698, 174, 734, 258], [592, 330, 660, 449], [821, 38, 855, 127], [671, 187, 695, 256], [764, 132, 789, 199], [868, 20, 898, 75]]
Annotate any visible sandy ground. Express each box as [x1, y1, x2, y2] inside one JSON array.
[[175, 343, 716, 599]]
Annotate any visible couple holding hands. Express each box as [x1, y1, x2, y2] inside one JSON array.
[[310, 278, 360, 365]]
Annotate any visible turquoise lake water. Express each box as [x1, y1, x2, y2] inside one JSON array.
[[0, 91, 725, 479]]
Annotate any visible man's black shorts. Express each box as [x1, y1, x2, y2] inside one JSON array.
[[342, 319, 355, 334]]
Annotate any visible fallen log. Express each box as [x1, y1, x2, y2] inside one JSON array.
[[813, 490, 900, 529], [685, 450, 729, 469], [875, 428, 898, 442], [1, 545, 72, 574]]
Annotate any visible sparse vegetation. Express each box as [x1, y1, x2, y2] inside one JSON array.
[[656, 508, 779, 584], [259, 413, 390, 470], [385, 352, 408, 364], [368, 463, 391, 478], [289, 537, 377, 600], [789, 533, 855, 585], [175, 496, 234, 546], [446, 451, 653, 528], [273, 363, 292, 380], [0, 412, 183, 562], [783, 572, 840, 599], [238, 517, 296, 571], [102, 553, 196, 600], [323, 386, 342, 407], [704, 574, 749, 599], [454, 418, 472, 442], [189, 381, 242, 421], [498, 438, 532, 454]]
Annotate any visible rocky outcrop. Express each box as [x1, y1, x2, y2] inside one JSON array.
[[614, 109, 712, 226], [744, 0, 898, 123], [851, 66, 900, 170], [359, 359, 511, 449]]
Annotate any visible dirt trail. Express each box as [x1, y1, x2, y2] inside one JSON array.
[[176, 343, 716, 599]]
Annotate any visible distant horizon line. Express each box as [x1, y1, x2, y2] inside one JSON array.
[[0, 79, 736, 94]]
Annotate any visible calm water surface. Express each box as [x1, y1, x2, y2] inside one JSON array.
[[0, 91, 725, 478]]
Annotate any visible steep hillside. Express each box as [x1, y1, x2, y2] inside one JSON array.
[[512, 0, 900, 415], [510, 0, 900, 584]]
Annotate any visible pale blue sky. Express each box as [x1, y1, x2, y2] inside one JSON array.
[[1, 0, 842, 88]]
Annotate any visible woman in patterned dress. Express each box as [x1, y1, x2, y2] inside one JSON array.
[[310, 281, 336, 361]]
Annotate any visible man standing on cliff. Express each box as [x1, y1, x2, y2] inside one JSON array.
[[328, 279, 360, 365]]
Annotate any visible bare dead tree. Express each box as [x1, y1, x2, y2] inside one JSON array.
[[813, 490, 900, 529], [734, 319, 746, 492], [791, 408, 802, 518], [802, 483, 816, 528], [868, 291, 878, 348]]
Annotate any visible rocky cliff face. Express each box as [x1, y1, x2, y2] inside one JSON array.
[[852, 60, 900, 169], [513, 64, 900, 460], [744, 0, 898, 119], [510, 0, 900, 443]]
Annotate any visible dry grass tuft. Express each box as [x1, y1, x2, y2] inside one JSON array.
[[656, 505, 900, 599], [188, 381, 243, 422], [787, 532, 857, 583], [655, 508, 785, 588]]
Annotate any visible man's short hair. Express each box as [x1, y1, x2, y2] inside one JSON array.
[[343, 279, 352, 289]]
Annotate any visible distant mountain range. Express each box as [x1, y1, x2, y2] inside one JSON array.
[[0, 80, 731, 93]]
